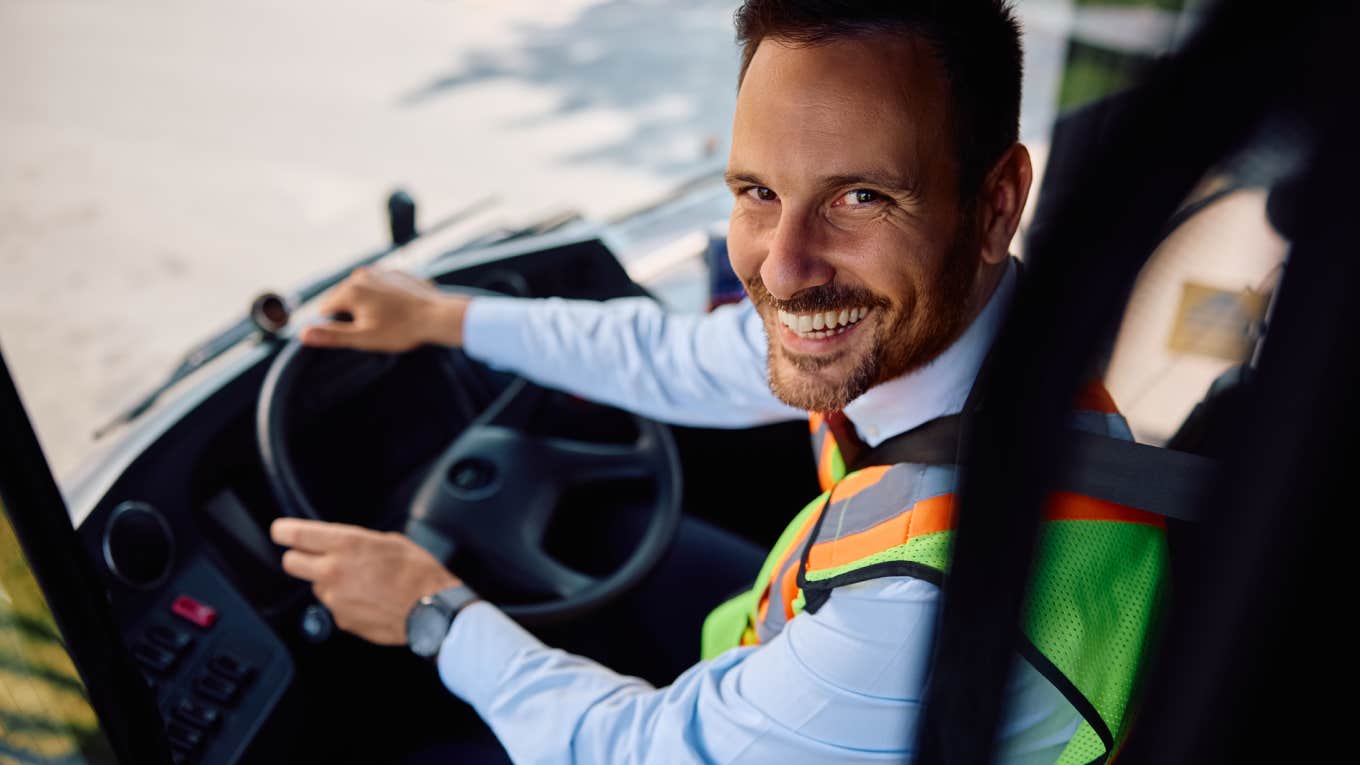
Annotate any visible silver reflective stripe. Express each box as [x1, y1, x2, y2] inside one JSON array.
[[809, 418, 829, 463], [756, 549, 803, 642], [811, 463, 958, 545], [756, 463, 956, 641]]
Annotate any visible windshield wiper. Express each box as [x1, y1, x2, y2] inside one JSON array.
[[93, 192, 497, 439]]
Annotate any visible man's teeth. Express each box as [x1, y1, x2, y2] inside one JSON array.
[[777, 306, 871, 338]]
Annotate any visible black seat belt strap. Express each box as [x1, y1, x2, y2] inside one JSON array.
[[849, 415, 964, 469], [1058, 431, 1215, 523], [850, 417, 1215, 522]]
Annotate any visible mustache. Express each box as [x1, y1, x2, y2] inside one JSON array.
[[743, 275, 887, 314]]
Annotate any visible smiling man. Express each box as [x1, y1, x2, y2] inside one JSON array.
[[272, 2, 1167, 762], [729, 28, 1007, 419]]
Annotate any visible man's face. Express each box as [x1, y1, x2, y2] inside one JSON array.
[[727, 35, 982, 413]]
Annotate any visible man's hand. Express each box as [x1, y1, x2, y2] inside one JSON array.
[[271, 518, 461, 646], [300, 267, 470, 352]]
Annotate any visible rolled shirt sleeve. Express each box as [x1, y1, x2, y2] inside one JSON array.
[[461, 296, 804, 428], [437, 579, 1079, 764]]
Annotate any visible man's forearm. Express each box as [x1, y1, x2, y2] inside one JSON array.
[[433, 578, 1075, 764], [459, 295, 804, 428], [437, 602, 661, 764]]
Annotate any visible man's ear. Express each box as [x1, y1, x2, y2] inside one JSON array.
[[976, 143, 1033, 265]]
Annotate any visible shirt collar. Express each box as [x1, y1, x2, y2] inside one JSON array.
[[842, 258, 1017, 447]]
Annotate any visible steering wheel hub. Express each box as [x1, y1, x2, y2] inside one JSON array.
[[448, 458, 498, 494]]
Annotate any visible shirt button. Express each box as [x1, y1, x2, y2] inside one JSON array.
[[864, 424, 879, 440]]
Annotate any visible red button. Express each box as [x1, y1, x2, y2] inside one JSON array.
[[170, 595, 218, 629]]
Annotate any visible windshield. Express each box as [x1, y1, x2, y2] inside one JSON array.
[[1, 0, 1285, 485]]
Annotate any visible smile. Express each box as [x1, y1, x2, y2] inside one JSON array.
[[777, 307, 871, 340]]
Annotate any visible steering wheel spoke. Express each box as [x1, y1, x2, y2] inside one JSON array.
[[476, 377, 549, 430], [498, 544, 597, 600], [541, 435, 656, 486], [430, 347, 498, 422]]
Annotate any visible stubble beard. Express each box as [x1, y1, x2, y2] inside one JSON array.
[[747, 232, 979, 414]]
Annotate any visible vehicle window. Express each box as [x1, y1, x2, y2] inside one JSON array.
[[0, 498, 117, 764], [1105, 167, 1290, 444]]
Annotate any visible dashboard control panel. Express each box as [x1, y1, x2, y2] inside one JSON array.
[[116, 556, 293, 765]]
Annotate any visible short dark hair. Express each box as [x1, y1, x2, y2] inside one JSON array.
[[734, 0, 1023, 197]]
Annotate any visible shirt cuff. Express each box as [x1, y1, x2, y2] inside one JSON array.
[[435, 601, 541, 710], [462, 296, 535, 368]]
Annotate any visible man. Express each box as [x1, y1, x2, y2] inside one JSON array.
[[271, 2, 1167, 762]]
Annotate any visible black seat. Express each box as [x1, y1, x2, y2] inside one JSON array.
[[1160, 364, 1254, 591]]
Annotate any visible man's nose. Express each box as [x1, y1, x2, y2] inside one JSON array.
[[759, 209, 834, 301]]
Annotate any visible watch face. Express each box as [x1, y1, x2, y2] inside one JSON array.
[[408, 599, 451, 658]]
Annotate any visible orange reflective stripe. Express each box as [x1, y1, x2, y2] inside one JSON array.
[[806, 489, 1162, 573], [907, 493, 957, 536], [828, 464, 892, 503], [808, 510, 908, 570], [806, 492, 957, 570], [758, 508, 822, 622], [817, 436, 838, 492], [779, 557, 800, 620], [1044, 490, 1166, 528], [1075, 381, 1119, 414], [808, 412, 825, 433], [773, 511, 819, 582]]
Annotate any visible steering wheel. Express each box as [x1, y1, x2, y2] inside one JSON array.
[[256, 295, 683, 626]]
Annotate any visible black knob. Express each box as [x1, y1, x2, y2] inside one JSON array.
[[250, 292, 292, 335], [102, 502, 174, 589], [388, 190, 417, 246], [300, 604, 335, 643], [449, 458, 497, 491]]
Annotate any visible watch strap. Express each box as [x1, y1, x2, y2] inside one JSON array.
[[407, 583, 481, 660], [431, 583, 481, 616]]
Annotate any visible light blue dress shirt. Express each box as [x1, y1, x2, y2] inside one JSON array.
[[441, 260, 1080, 764]]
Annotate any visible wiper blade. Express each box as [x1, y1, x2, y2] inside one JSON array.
[[93, 194, 497, 439], [92, 316, 256, 439]]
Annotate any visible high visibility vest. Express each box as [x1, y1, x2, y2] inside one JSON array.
[[701, 385, 1168, 765]]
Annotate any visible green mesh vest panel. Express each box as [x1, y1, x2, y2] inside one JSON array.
[[699, 491, 826, 660], [802, 529, 953, 583], [700, 589, 756, 662], [702, 475, 1168, 764], [801, 505, 1166, 764], [1021, 521, 1168, 764]]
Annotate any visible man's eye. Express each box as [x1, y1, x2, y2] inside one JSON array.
[[841, 189, 881, 206], [745, 186, 777, 202]]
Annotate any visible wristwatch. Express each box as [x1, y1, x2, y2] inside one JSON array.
[[406, 584, 481, 659]]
